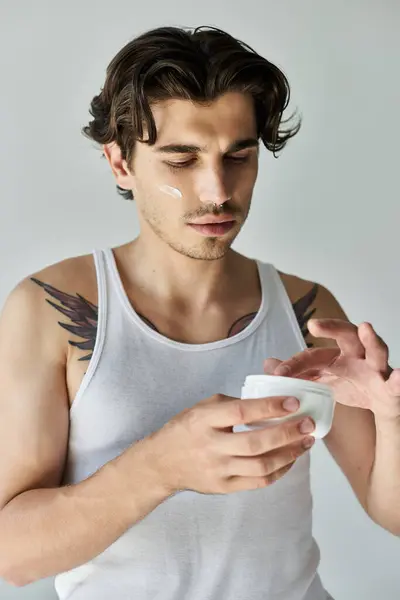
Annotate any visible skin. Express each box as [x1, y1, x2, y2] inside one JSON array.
[[108, 93, 260, 262], [0, 91, 397, 585]]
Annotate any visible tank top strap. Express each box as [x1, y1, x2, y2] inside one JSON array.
[[255, 259, 280, 312], [100, 247, 119, 291], [71, 249, 108, 414], [92, 248, 108, 322], [259, 260, 307, 352]]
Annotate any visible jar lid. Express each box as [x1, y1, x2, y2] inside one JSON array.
[[243, 374, 332, 395]]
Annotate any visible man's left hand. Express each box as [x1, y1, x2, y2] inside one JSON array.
[[265, 318, 400, 421]]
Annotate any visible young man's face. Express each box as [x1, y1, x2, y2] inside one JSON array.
[[110, 91, 259, 260]]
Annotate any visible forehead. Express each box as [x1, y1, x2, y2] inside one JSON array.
[[150, 92, 257, 148]]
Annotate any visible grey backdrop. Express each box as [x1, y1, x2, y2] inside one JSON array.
[[0, 1, 399, 598]]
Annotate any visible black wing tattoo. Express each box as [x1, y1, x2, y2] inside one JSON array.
[[31, 278, 98, 361], [292, 283, 319, 347], [228, 312, 258, 337]]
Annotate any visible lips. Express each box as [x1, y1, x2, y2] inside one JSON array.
[[189, 216, 235, 225], [188, 221, 235, 236]]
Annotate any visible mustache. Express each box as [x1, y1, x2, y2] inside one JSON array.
[[184, 201, 242, 221]]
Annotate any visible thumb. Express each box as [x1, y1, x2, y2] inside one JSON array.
[[263, 357, 283, 375]]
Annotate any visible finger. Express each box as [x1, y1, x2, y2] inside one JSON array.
[[208, 394, 301, 428], [263, 358, 283, 374], [224, 462, 295, 493], [220, 415, 315, 456], [308, 318, 365, 358], [274, 347, 339, 377], [386, 368, 400, 396], [357, 322, 389, 374], [228, 436, 315, 477]]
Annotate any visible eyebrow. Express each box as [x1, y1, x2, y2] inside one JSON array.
[[156, 137, 259, 154]]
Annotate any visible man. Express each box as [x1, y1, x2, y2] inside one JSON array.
[[0, 25, 399, 600]]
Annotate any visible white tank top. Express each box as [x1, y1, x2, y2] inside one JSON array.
[[54, 248, 332, 600]]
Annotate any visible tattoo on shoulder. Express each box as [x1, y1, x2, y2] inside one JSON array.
[[292, 283, 319, 347], [31, 278, 98, 361]]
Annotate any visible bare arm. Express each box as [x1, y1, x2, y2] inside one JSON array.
[[1, 446, 170, 586], [0, 279, 169, 586], [366, 414, 400, 535], [279, 274, 376, 511], [305, 285, 376, 511]]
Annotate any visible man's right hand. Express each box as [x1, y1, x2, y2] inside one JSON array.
[[141, 394, 315, 495]]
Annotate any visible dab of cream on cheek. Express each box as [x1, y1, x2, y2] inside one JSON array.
[[159, 185, 183, 200]]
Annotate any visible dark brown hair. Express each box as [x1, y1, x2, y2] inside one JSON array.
[[82, 26, 301, 200]]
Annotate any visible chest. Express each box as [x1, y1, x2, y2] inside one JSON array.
[[64, 316, 306, 485]]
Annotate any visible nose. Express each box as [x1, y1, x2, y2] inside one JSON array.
[[196, 167, 231, 206]]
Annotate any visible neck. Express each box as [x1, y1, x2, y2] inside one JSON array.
[[114, 237, 251, 312]]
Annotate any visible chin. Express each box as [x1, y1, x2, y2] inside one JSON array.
[[187, 248, 230, 261], [172, 238, 235, 261]]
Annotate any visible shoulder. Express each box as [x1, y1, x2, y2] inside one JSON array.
[[1, 253, 98, 356], [3, 252, 96, 308], [12, 252, 98, 309], [277, 268, 345, 316], [276, 268, 348, 347], [28, 253, 97, 302]]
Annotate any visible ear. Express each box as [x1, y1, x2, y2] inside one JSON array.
[[103, 142, 135, 192]]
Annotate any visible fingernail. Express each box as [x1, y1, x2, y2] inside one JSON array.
[[300, 418, 315, 434], [283, 397, 300, 412], [276, 365, 291, 376], [303, 436, 315, 449]]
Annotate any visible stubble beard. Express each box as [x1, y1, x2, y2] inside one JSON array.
[[151, 220, 240, 260], [143, 210, 243, 261], [140, 195, 250, 261]]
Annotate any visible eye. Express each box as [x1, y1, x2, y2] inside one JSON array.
[[165, 159, 196, 170], [225, 154, 250, 163], [165, 154, 251, 171]]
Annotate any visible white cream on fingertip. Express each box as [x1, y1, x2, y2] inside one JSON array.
[[159, 185, 183, 199]]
